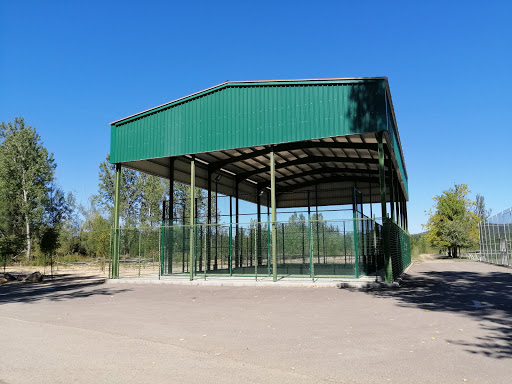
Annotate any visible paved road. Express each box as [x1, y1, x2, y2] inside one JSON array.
[[1, 261, 511, 383]]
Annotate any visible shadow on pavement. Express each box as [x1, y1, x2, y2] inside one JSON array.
[[366, 268, 512, 359], [0, 273, 131, 304]]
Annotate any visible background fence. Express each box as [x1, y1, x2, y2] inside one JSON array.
[[477, 208, 512, 267], [109, 217, 411, 280]]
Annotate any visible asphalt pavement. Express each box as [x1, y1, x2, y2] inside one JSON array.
[[1, 260, 511, 384]]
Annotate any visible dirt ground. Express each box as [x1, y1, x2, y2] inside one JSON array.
[[1, 258, 511, 384]]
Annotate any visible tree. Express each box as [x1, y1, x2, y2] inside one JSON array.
[[39, 182, 72, 272], [95, 155, 141, 226], [474, 194, 491, 221], [138, 173, 167, 227], [424, 184, 480, 257], [0, 117, 56, 260], [94, 154, 210, 228]]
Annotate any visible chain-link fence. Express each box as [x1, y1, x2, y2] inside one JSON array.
[[112, 218, 390, 279], [477, 208, 512, 267], [386, 219, 411, 280]]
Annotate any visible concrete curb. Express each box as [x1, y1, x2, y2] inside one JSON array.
[[107, 278, 342, 288]]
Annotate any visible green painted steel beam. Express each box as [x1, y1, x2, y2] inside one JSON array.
[[378, 132, 393, 283], [237, 156, 381, 183], [111, 164, 121, 279], [189, 157, 195, 281], [276, 175, 376, 194], [353, 212, 359, 279], [377, 132, 388, 221], [388, 159, 395, 223], [258, 168, 380, 189], [216, 142, 380, 173], [270, 149, 277, 282], [168, 158, 174, 274]]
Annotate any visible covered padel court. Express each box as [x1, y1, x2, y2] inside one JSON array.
[[109, 77, 410, 282]]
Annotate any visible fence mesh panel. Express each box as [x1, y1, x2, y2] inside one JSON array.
[[477, 208, 512, 267], [385, 220, 411, 280], [112, 218, 392, 279]]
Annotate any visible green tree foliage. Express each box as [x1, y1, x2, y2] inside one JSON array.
[[38, 182, 72, 267], [95, 155, 142, 226], [0, 234, 24, 270], [138, 173, 166, 227], [94, 155, 212, 227], [81, 209, 111, 258], [424, 184, 480, 257], [57, 194, 85, 256], [0, 117, 57, 260], [474, 194, 491, 221]]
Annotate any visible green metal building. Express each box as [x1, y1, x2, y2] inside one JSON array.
[[109, 77, 410, 282]]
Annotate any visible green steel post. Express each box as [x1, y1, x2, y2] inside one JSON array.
[[169, 158, 175, 274], [254, 225, 258, 280], [194, 219, 198, 276], [308, 212, 314, 280], [139, 230, 142, 277], [160, 200, 165, 276], [267, 193, 271, 276], [235, 183, 239, 269], [207, 170, 212, 271], [204, 223, 207, 280], [158, 227, 162, 279], [112, 164, 121, 279], [189, 157, 195, 281], [343, 221, 347, 264], [315, 186, 320, 264], [388, 160, 395, 223], [282, 223, 285, 264], [182, 214, 186, 273], [353, 212, 359, 278], [378, 132, 392, 282], [270, 149, 277, 282], [109, 228, 112, 278], [394, 176, 400, 227], [160, 224, 165, 276], [257, 192, 262, 266], [229, 215, 233, 276], [373, 215, 378, 275]]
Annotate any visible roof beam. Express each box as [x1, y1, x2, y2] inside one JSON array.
[[275, 175, 378, 194], [258, 167, 380, 189], [236, 156, 381, 183], [210, 141, 379, 172]]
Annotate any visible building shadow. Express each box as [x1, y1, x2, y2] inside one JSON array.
[[365, 268, 512, 359], [0, 273, 131, 304]]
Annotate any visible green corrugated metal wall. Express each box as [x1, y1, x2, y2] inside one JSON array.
[[110, 78, 408, 193]]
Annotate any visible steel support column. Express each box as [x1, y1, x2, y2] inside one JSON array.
[[207, 170, 212, 271], [235, 182, 240, 268], [270, 149, 277, 282], [189, 157, 195, 281], [378, 132, 392, 282], [394, 176, 400, 227], [112, 164, 121, 279], [257, 190, 262, 266], [168, 158, 174, 274], [388, 160, 395, 223]]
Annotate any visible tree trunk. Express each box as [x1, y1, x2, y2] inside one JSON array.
[[25, 213, 31, 260], [23, 188, 31, 260], [452, 246, 458, 258]]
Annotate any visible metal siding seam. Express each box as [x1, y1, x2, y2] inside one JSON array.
[[235, 87, 241, 149], [275, 86, 280, 142], [333, 85, 339, 134]]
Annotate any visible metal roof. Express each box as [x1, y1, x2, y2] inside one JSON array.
[[110, 77, 408, 207]]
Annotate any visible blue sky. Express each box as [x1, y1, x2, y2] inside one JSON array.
[[1, 0, 511, 234]]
